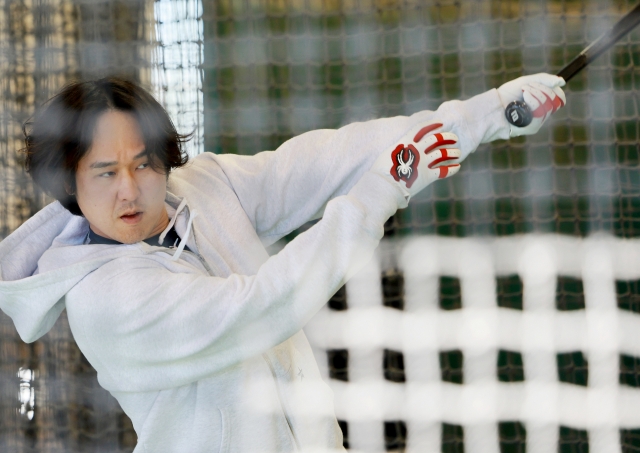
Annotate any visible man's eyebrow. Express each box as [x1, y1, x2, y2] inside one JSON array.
[[89, 150, 147, 169]]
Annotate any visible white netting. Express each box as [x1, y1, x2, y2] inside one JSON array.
[[305, 234, 640, 452]]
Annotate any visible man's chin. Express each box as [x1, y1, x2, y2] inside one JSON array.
[[110, 228, 149, 245]]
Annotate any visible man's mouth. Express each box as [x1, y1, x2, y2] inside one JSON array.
[[120, 212, 143, 224]]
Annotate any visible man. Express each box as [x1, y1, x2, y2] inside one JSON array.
[[0, 74, 564, 452]]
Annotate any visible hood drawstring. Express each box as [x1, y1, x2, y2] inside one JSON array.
[[158, 198, 197, 262], [158, 198, 187, 245], [171, 210, 197, 262]]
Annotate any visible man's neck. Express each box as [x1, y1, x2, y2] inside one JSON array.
[[88, 225, 182, 249]]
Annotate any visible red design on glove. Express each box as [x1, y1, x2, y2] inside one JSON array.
[[390, 144, 420, 188], [428, 149, 458, 169], [413, 123, 443, 143], [530, 91, 565, 118], [425, 133, 457, 152]]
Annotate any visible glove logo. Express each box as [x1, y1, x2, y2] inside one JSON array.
[[390, 144, 420, 188]]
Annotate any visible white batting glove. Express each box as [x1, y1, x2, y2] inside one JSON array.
[[497, 73, 566, 137], [372, 122, 461, 199]]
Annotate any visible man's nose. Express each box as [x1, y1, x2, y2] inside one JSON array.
[[117, 170, 141, 201]]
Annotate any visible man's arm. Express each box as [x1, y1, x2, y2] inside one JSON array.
[[200, 74, 564, 246], [199, 89, 509, 246]]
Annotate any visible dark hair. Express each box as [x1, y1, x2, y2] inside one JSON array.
[[22, 77, 190, 216]]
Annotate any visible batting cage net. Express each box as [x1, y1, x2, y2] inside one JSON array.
[[1, 0, 640, 452]]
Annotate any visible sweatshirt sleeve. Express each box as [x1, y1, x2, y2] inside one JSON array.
[[206, 89, 508, 246], [66, 171, 408, 393]]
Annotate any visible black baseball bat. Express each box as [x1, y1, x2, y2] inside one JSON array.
[[506, 2, 640, 127]]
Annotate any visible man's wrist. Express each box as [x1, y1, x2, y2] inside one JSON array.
[[466, 88, 511, 144]]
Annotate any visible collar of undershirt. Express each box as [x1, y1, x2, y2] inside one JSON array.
[[87, 226, 183, 249]]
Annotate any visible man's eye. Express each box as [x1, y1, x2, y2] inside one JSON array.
[[138, 162, 149, 169], [99, 171, 115, 178]]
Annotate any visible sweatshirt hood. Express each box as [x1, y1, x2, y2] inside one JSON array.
[[0, 194, 190, 344], [0, 202, 105, 342]]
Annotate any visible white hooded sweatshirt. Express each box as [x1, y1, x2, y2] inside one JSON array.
[[0, 90, 509, 452]]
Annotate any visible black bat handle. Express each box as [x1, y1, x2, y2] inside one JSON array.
[[505, 100, 534, 127]]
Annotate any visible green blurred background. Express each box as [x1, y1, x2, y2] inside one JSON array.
[[202, 0, 640, 238]]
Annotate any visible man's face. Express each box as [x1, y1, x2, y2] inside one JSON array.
[[75, 110, 169, 244]]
